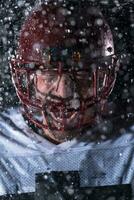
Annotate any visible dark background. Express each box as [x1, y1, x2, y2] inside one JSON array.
[[0, 1, 133, 199], [0, 0, 134, 113]]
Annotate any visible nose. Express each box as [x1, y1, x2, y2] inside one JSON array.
[[52, 73, 74, 99]]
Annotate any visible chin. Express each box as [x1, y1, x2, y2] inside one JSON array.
[[43, 124, 82, 143], [42, 105, 97, 143]]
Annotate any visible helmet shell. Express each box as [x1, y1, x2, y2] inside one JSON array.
[[17, 2, 114, 64]]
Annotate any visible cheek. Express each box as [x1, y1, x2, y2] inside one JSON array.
[[35, 76, 51, 93], [83, 105, 96, 123], [80, 85, 94, 98], [76, 77, 93, 98]]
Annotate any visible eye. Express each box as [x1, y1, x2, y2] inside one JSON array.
[[36, 71, 59, 83], [76, 71, 91, 80], [44, 72, 58, 82]]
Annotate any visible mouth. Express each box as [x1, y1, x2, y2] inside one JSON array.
[[49, 109, 78, 122], [43, 95, 96, 130], [45, 98, 81, 126]]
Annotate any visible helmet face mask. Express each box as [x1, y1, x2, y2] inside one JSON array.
[[10, 2, 118, 143], [11, 55, 117, 133]]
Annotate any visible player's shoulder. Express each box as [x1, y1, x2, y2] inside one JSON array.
[[62, 113, 134, 151], [0, 106, 28, 134], [0, 106, 57, 155], [0, 107, 37, 155]]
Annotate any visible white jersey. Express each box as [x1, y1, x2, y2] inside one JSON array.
[[0, 107, 134, 196]]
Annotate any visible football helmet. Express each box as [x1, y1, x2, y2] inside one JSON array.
[[10, 1, 118, 133]]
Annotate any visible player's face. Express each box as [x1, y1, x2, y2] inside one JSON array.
[[34, 68, 96, 143]]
